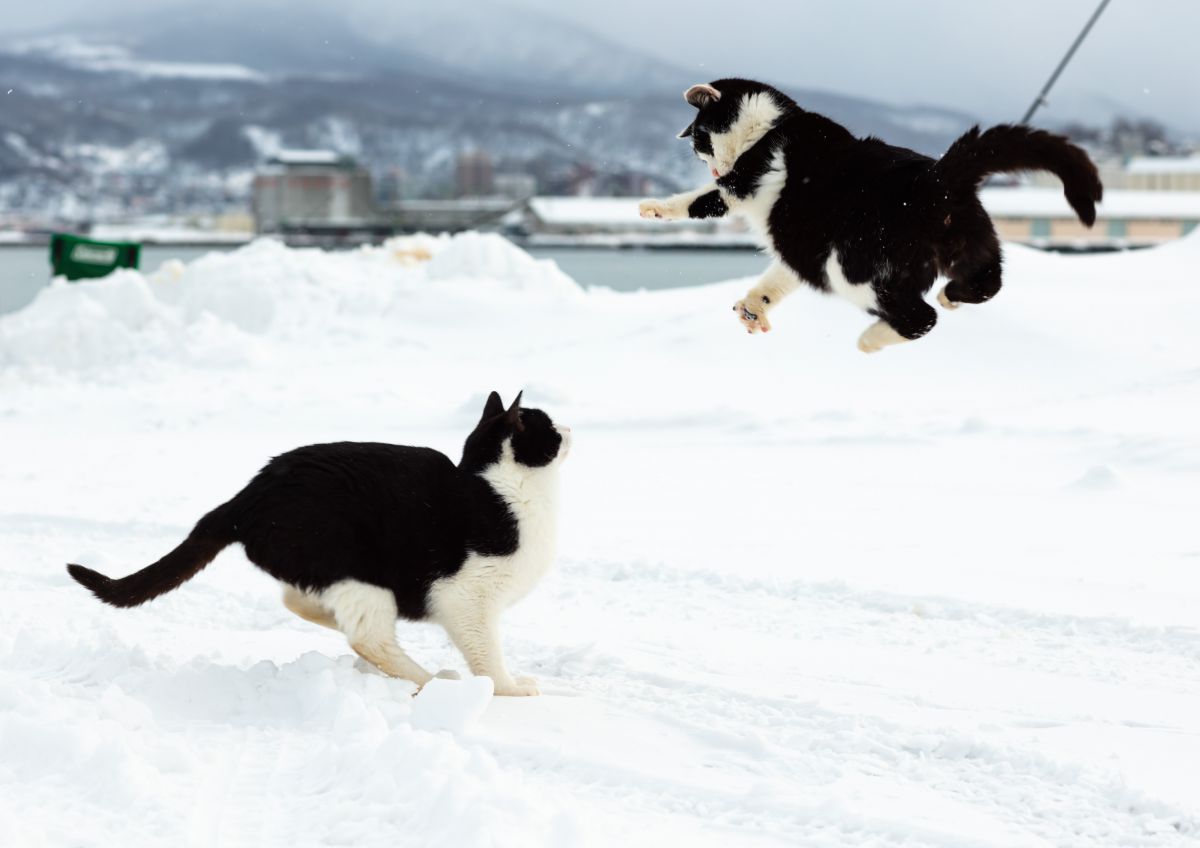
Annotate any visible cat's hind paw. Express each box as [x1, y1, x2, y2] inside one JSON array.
[[857, 320, 909, 353], [733, 297, 771, 334]]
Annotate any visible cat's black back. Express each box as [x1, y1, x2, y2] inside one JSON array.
[[227, 442, 515, 619]]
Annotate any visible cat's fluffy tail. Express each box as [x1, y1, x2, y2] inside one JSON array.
[[935, 124, 1103, 226], [67, 503, 235, 608]]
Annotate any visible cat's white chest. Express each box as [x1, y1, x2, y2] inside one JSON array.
[[477, 482, 558, 605], [725, 148, 788, 245], [426, 446, 560, 620]]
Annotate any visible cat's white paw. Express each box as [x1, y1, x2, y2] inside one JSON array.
[[638, 199, 674, 220], [494, 678, 541, 697], [733, 296, 772, 334], [857, 334, 883, 353], [514, 674, 538, 687], [435, 669, 461, 680], [937, 286, 960, 310], [857, 320, 908, 353]]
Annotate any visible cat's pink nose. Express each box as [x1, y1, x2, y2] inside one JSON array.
[[711, 167, 720, 178]]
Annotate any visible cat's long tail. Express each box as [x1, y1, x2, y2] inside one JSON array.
[[934, 124, 1103, 225], [66, 502, 236, 608]]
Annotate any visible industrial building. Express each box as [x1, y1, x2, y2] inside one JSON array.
[[252, 150, 382, 239]]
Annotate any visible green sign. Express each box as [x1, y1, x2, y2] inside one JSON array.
[[50, 233, 141, 281]]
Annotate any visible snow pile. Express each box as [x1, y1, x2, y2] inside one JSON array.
[[0, 632, 570, 847], [424, 230, 581, 297], [0, 233, 581, 376], [2, 232, 1199, 845]]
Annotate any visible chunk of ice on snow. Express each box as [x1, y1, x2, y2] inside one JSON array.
[[410, 675, 494, 733]]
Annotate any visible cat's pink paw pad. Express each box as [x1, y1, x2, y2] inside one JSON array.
[[733, 298, 771, 334]]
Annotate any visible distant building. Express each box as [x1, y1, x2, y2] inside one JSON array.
[[376, 167, 408, 208], [980, 187, 1200, 248], [1123, 156, 1200, 192], [455, 152, 495, 198], [1032, 154, 1200, 194], [253, 150, 376, 234], [392, 198, 517, 233], [493, 172, 538, 201]]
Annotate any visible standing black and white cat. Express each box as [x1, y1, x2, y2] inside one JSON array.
[[640, 78, 1103, 352], [67, 392, 569, 696]]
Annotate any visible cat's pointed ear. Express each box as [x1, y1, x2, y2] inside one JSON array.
[[481, 391, 505, 421], [506, 391, 524, 432], [684, 83, 721, 109], [677, 121, 694, 139]]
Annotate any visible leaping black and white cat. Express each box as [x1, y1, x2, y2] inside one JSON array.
[[640, 78, 1103, 352], [67, 392, 569, 696]]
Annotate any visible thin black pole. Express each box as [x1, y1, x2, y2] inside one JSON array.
[[1021, 0, 1113, 124]]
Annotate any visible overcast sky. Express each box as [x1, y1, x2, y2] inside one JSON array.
[[511, 0, 1197, 129], [2, 0, 1196, 129]]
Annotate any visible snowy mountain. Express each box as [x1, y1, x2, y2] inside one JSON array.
[[0, 4, 982, 220]]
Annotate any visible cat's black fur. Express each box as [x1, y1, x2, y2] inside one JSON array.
[[67, 391, 563, 620], [667, 78, 1103, 344]]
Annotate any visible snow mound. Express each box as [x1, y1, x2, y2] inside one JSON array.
[[1068, 464, 1121, 491], [0, 632, 568, 846], [0, 234, 580, 376], [425, 231, 581, 297], [0, 265, 260, 375]]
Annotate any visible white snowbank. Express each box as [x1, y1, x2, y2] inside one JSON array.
[[2, 230, 1199, 846], [0, 233, 581, 376]]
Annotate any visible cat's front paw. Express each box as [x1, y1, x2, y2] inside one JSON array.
[[493, 677, 541, 697], [733, 295, 772, 334], [639, 199, 675, 220], [937, 285, 960, 310]]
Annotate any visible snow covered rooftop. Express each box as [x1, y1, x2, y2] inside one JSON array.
[[527, 196, 645, 226], [1126, 156, 1200, 175], [981, 187, 1200, 219], [270, 149, 349, 166]]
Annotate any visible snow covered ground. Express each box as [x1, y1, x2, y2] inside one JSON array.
[[1, 232, 1198, 846]]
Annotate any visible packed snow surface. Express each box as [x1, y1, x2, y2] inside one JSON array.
[[2, 232, 1199, 846]]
